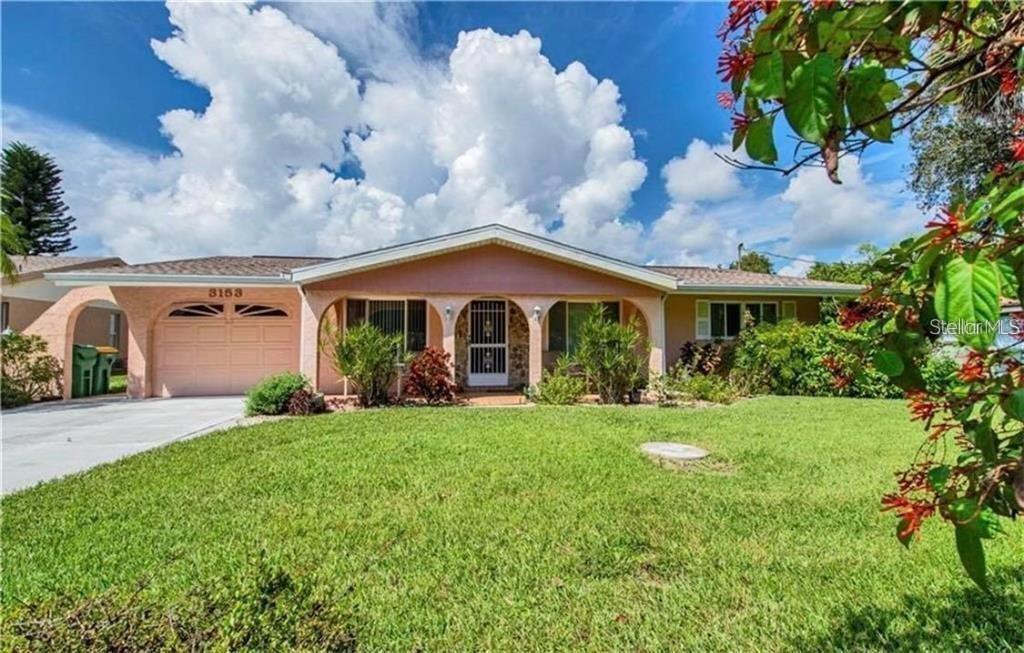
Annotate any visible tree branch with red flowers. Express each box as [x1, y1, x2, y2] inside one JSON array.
[[718, 0, 1024, 588]]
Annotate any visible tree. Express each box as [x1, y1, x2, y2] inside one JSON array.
[[908, 107, 1017, 210], [1, 142, 76, 254], [1, 193, 26, 283], [807, 243, 881, 285], [719, 1, 1023, 589], [729, 251, 774, 274]]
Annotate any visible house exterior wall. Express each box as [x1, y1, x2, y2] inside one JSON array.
[[664, 294, 821, 368], [305, 244, 662, 298], [4, 296, 51, 332], [6, 297, 128, 364]]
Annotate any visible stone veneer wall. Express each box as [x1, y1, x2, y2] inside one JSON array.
[[454, 300, 529, 389]]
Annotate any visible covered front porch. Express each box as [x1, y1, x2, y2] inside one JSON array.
[[301, 292, 665, 395]]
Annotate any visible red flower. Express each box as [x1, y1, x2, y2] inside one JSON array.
[[993, 162, 1008, 177], [717, 47, 755, 83], [837, 299, 891, 329], [957, 351, 987, 383], [821, 355, 851, 390], [906, 389, 941, 423], [717, 91, 737, 110], [810, 0, 838, 8], [1011, 138, 1024, 162], [718, 0, 777, 39], [882, 494, 936, 541], [924, 206, 963, 243], [1000, 68, 1019, 98], [731, 111, 754, 131]]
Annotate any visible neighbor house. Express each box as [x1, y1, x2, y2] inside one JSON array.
[[3, 255, 130, 367], [29, 225, 862, 398]]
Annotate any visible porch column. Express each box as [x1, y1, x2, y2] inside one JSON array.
[[298, 289, 336, 391], [426, 297, 469, 381], [508, 297, 557, 387], [626, 295, 667, 377]]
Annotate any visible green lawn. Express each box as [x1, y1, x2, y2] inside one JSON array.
[[3, 398, 1021, 651]]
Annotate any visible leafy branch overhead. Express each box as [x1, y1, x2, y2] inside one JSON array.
[[718, 1, 1024, 182], [720, 0, 1024, 590]]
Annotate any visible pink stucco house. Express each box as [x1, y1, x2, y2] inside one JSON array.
[[28, 225, 861, 398]]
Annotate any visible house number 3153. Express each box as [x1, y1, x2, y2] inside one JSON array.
[[209, 288, 243, 298]]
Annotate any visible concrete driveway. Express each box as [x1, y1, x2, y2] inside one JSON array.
[[2, 396, 244, 494]]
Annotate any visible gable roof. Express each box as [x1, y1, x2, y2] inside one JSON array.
[[11, 255, 125, 282], [289, 224, 679, 290], [46, 225, 864, 296]]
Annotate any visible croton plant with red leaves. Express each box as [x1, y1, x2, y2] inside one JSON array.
[[720, 0, 1023, 588]]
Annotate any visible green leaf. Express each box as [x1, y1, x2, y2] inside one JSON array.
[[933, 256, 1001, 349], [896, 518, 914, 548], [873, 350, 904, 377], [748, 51, 786, 100], [991, 186, 1024, 227], [1002, 389, 1024, 421], [783, 53, 838, 145], [847, 61, 893, 142], [732, 124, 747, 152], [955, 525, 988, 591], [927, 466, 950, 494], [745, 115, 778, 164]]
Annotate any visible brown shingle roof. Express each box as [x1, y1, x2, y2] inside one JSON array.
[[76, 256, 334, 278], [647, 265, 863, 291], [13, 255, 125, 279]]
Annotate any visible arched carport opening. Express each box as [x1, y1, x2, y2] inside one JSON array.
[[70, 298, 129, 395]]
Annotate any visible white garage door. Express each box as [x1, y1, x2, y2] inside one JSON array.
[[154, 302, 297, 396]]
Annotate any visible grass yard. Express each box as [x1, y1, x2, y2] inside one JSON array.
[[2, 397, 1021, 651]]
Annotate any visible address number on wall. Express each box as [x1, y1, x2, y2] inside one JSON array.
[[209, 288, 243, 298]]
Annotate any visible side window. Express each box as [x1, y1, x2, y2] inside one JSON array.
[[168, 303, 224, 318]]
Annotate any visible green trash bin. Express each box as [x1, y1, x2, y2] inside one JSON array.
[[93, 346, 120, 395], [71, 344, 99, 398]]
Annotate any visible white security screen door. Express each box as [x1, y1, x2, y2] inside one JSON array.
[[468, 299, 508, 386]]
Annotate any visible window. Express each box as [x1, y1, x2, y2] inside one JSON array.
[[345, 298, 427, 352], [744, 302, 778, 326], [696, 300, 780, 339], [108, 313, 121, 347], [547, 301, 620, 354], [1, 301, 8, 331], [168, 303, 224, 318], [235, 304, 288, 318], [781, 301, 797, 321]]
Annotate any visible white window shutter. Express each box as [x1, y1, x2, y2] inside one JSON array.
[[782, 301, 797, 321], [696, 300, 711, 339]]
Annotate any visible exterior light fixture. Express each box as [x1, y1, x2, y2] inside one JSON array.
[[445, 305, 453, 321], [532, 305, 541, 320]]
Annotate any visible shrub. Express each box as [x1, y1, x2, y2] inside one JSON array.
[[245, 372, 309, 416], [527, 355, 586, 405], [730, 320, 901, 399], [922, 354, 959, 395], [678, 340, 733, 375], [573, 305, 648, 404], [1, 332, 62, 408], [648, 364, 739, 405], [403, 346, 456, 404], [285, 388, 326, 416], [323, 322, 408, 408]]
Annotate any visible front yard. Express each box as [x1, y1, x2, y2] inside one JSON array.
[[2, 398, 1021, 651]]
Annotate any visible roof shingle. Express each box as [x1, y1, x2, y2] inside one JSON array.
[[73, 256, 334, 278], [646, 265, 863, 291], [13, 255, 125, 278]]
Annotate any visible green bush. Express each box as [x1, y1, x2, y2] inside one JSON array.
[[1, 332, 62, 408], [323, 322, 408, 407], [527, 356, 586, 405], [573, 305, 648, 404], [648, 364, 739, 405], [245, 372, 310, 416], [731, 320, 902, 399], [922, 354, 959, 395]]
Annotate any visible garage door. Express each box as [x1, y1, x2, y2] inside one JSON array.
[[154, 302, 297, 396]]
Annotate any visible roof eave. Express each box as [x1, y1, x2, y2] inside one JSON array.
[[671, 284, 864, 297], [46, 272, 295, 287]]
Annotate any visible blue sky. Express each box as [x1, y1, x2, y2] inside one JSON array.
[[2, 2, 922, 270]]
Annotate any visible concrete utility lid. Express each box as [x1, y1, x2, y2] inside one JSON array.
[[641, 442, 709, 461]]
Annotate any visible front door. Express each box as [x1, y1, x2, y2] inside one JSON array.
[[468, 299, 508, 386]]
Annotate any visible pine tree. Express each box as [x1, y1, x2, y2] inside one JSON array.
[[1, 142, 76, 254]]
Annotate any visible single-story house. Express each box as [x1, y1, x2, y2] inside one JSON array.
[[29, 224, 862, 398], [3, 255, 130, 366]]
